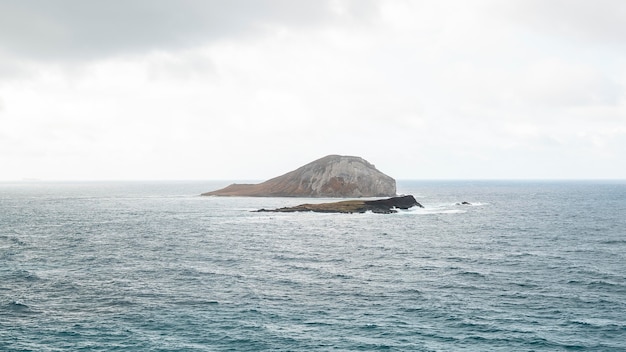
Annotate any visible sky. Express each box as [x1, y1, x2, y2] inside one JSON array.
[[1, 0, 625, 181]]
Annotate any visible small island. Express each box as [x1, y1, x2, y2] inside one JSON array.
[[202, 155, 396, 198], [256, 195, 423, 214]]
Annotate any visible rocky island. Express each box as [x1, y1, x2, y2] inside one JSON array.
[[202, 155, 396, 197], [256, 195, 423, 214]]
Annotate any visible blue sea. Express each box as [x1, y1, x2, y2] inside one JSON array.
[[2, 180, 625, 351]]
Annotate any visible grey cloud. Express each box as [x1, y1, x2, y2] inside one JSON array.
[[0, 0, 377, 62], [494, 0, 626, 46], [0, 52, 34, 79]]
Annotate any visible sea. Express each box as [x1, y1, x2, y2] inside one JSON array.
[[1, 180, 625, 351]]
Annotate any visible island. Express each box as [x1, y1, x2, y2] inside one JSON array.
[[202, 155, 396, 197], [256, 195, 423, 214]]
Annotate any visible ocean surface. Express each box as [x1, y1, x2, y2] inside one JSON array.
[[1, 180, 625, 351]]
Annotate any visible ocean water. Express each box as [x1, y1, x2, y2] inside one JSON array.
[[1, 180, 625, 351]]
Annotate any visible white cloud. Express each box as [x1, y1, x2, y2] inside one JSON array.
[[518, 59, 620, 107], [1, 0, 625, 180]]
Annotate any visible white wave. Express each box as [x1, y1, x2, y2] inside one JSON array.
[[395, 206, 467, 215], [453, 201, 488, 207]]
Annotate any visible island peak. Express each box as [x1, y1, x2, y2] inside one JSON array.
[[202, 155, 396, 197]]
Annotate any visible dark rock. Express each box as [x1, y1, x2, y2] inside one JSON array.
[[256, 195, 423, 214]]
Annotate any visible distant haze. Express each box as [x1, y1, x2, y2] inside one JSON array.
[[1, 1, 625, 181]]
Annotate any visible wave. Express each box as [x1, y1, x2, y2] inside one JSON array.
[[391, 199, 490, 215], [7, 300, 32, 312], [569, 318, 626, 330], [3, 269, 41, 282], [599, 239, 626, 245], [0, 233, 27, 246], [396, 206, 467, 215], [455, 201, 488, 207]]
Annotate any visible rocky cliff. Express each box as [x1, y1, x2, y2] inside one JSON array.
[[201, 155, 397, 197]]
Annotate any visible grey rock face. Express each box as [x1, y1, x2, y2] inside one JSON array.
[[202, 155, 397, 197]]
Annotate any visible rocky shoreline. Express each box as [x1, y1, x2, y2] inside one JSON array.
[[256, 195, 423, 214]]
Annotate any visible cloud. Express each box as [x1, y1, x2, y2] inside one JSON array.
[[518, 59, 620, 107], [0, 0, 377, 62], [1, 0, 625, 180], [493, 0, 626, 47]]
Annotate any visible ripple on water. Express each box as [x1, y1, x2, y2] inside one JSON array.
[[1, 181, 625, 351]]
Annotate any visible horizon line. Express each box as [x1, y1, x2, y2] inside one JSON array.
[[2, 178, 626, 183]]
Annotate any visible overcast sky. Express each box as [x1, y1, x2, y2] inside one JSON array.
[[1, 0, 625, 181]]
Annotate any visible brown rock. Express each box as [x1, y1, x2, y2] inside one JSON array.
[[202, 155, 396, 197]]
